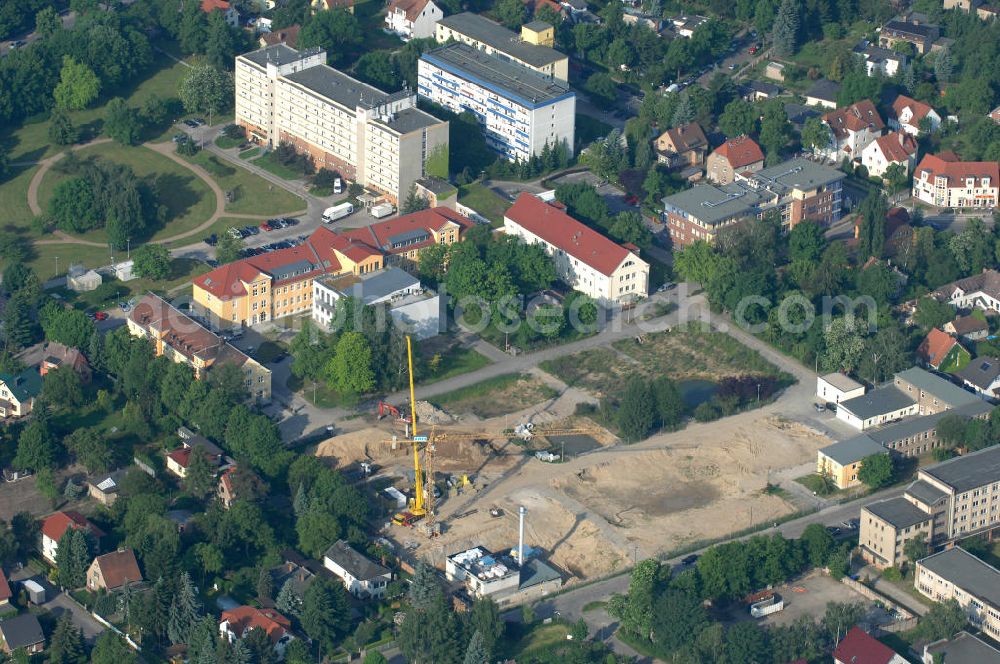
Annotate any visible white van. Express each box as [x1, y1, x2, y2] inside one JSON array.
[[322, 202, 354, 223], [333, 177, 343, 194], [370, 203, 395, 219]]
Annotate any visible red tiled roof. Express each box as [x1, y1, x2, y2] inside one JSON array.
[[891, 94, 935, 129], [221, 606, 291, 644], [916, 328, 961, 369], [41, 511, 104, 543], [388, 0, 430, 21], [504, 193, 636, 277], [823, 100, 885, 140], [0, 569, 11, 602], [833, 627, 901, 664], [344, 208, 473, 255], [915, 153, 1000, 188], [93, 549, 142, 590], [872, 131, 917, 164], [261, 25, 300, 48], [201, 0, 230, 12], [713, 135, 764, 169], [167, 447, 192, 469]]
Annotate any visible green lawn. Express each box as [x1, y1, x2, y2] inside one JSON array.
[[417, 345, 492, 385], [238, 148, 261, 160], [35, 141, 216, 244], [27, 243, 119, 282], [575, 113, 613, 147], [286, 374, 356, 408], [457, 182, 511, 227], [252, 152, 306, 180], [215, 135, 244, 149], [501, 622, 572, 658], [179, 149, 307, 216], [0, 163, 39, 234], [939, 346, 971, 374]]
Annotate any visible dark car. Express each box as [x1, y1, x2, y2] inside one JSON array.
[[206, 259, 219, 268], [681, 554, 699, 565], [204, 234, 218, 246], [183, 119, 199, 128], [243, 225, 259, 236]]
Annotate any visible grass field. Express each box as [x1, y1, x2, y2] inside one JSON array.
[[252, 152, 305, 180], [575, 113, 613, 147], [26, 243, 119, 282], [457, 182, 510, 227], [35, 141, 217, 244], [238, 147, 260, 160], [179, 149, 306, 216], [430, 373, 558, 418], [416, 342, 492, 385], [0, 163, 39, 233]]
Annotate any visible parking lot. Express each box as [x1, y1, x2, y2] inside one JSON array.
[[0, 475, 55, 521]]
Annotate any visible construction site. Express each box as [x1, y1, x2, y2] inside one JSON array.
[[314, 337, 831, 587]]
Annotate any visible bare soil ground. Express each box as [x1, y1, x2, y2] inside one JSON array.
[[430, 373, 559, 419]]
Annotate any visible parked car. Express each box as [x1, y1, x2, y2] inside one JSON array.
[[681, 554, 699, 565], [192, 118, 206, 126], [204, 234, 218, 246], [172, 133, 189, 143], [183, 119, 199, 128], [94, 311, 108, 321], [243, 225, 259, 236], [814, 403, 826, 413]]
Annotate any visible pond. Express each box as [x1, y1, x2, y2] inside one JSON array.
[[678, 378, 718, 409]]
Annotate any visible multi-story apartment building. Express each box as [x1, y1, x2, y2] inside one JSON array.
[[235, 44, 448, 204], [661, 157, 845, 247], [860, 445, 1000, 568], [127, 294, 272, 402], [503, 193, 649, 305], [916, 547, 1000, 642], [435, 13, 568, 82], [417, 43, 575, 163], [879, 15, 941, 54], [820, 99, 885, 163], [193, 209, 472, 327], [911, 152, 1000, 209]]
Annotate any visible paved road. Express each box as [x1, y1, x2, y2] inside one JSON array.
[[9, 569, 106, 643]]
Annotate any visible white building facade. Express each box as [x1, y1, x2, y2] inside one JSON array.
[[912, 154, 1000, 209], [384, 0, 442, 40], [418, 43, 575, 163]]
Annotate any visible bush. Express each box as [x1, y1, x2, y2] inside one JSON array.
[[223, 124, 246, 140], [693, 401, 721, 422], [574, 402, 597, 416], [177, 139, 200, 156], [312, 168, 339, 189]]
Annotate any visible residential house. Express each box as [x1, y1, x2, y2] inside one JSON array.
[[916, 547, 1000, 642], [654, 122, 708, 178], [435, 12, 569, 82], [742, 80, 783, 102], [944, 315, 990, 341], [821, 100, 885, 163], [916, 327, 970, 370], [932, 269, 1000, 313], [990, 105, 1000, 124], [816, 372, 865, 404], [853, 41, 907, 77], [922, 631, 1000, 664], [0, 570, 10, 607], [978, 4, 999, 20], [259, 25, 300, 48], [201, 0, 239, 27], [621, 10, 661, 31], [944, 0, 980, 11], [890, 94, 942, 136], [764, 62, 785, 81], [958, 356, 1000, 398], [911, 152, 1000, 208], [87, 469, 126, 507], [817, 435, 890, 489], [0, 614, 45, 655], [87, 549, 142, 592], [503, 193, 649, 305], [0, 369, 42, 418], [784, 103, 822, 130], [861, 131, 918, 179], [861, 444, 1000, 568], [40, 511, 104, 565], [413, 176, 457, 209], [219, 607, 294, 656], [37, 343, 91, 382], [217, 465, 261, 508], [323, 540, 392, 599], [311, 0, 354, 12], [833, 627, 908, 664], [662, 157, 845, 247], [129, 294, 271, 400], [165, 436, 225, 479], [706, 136, 765, 185], [192, 211, 472, 328], [879, 16, 941, 54], [668, 15, 708, 37], [804, 79, 840, 109], [385, 0, 442, 40]]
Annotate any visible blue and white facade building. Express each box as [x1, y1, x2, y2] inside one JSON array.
[[417, 43, 575, 163]]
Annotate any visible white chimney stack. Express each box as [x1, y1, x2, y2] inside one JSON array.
[[517, 506, 527, 564]]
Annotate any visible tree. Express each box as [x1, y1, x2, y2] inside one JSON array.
[[463, 631, 488, 664], [132, 244, 172, 280], [40, 304, 96, 349], [168, 572, 202, 644], [469, 598, 504, 658], [652, 377, 684, 430], [34, 6, 60, 37], [204, 10, 239, 70], [48, 614, 85, 664], [771, 0, 800, 56], [822, 316, 868, 373], [800, 523, 835, 568], [49, 108, 78, 146], [671, 92, 694, 128], [353, 51, 400, 90], [105, 97, 143, 145], [179, 65, 234, 124], [43, 367, 84, 409], [49, 177, 99, 233], [179, 0, 208, 54], [857, 192, 888, 260], [90, 632, 137, 664], [363, 653, 388, 664], [4, 294, 37, 348], [56, 528, 91, 589], [301, 577, 352, 654], [54, 56, 101, 110], [14, 418, 58, 472], [184, 447, 216, 498], [918, 599, 967, 641], [651, 589, 710, 652], [788, 221, 826, 262], [298, 10, 362, 65], [495, 0, 527, 29], [719, 99, 758, 137], [401, 184, 429, 214], [934, 47, 953, 83], [617, 377, 655, 442], [276, 579, 304, 617], [903, 534, 927, 563], [584, 73, 618, 109], [216, 232, 243, 264], [857, 453, 893, 489], [64, 427, 111, 474], [609, 211, 651, 246], [801, 116, 831, 153], [257, 566, 274, 602], [883, 161, 909, 194], [325, 331, 375, 395], [759, 101, 791, 164]]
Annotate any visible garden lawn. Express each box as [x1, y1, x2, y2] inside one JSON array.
[[35, 141, 216, 244], [457, 182, 510, 227], [27, 243, 120, 282], [252, 152, 306, 180], [179, 149, 307, 216], [0, 163, 38, 234], [416, 343, 492, 384]]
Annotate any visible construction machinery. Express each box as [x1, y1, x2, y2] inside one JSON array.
[[376, 401, 410, 423], [391, 336, 426, 528]]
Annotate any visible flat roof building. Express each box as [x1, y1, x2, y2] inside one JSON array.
[[916, 547, 1000, 642], [817, 435, 888, 489], [418, 43, 575, 163], [235, 44, 448, 205]]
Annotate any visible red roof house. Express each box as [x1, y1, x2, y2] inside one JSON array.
[[707, 135, 765, 183], [40, 511, 105, 564], [833, 627, 908, 664], [87, 549, 143, 592], [890, 94, 940, 135], [916, 328, 969, 371], [0, 570, 11, 606], [220, 606, 294, 650]]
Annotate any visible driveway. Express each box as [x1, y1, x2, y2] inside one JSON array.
[[9, 570, 105, 643]]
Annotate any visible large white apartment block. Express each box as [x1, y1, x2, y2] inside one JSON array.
[[235, 44, 449, 204], [912, 152, 1000, 209], [503, 193, 648, 305], [435, 13, 569, 82], [916, 547, 1000, 643], [418, 43, 575, 163]]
